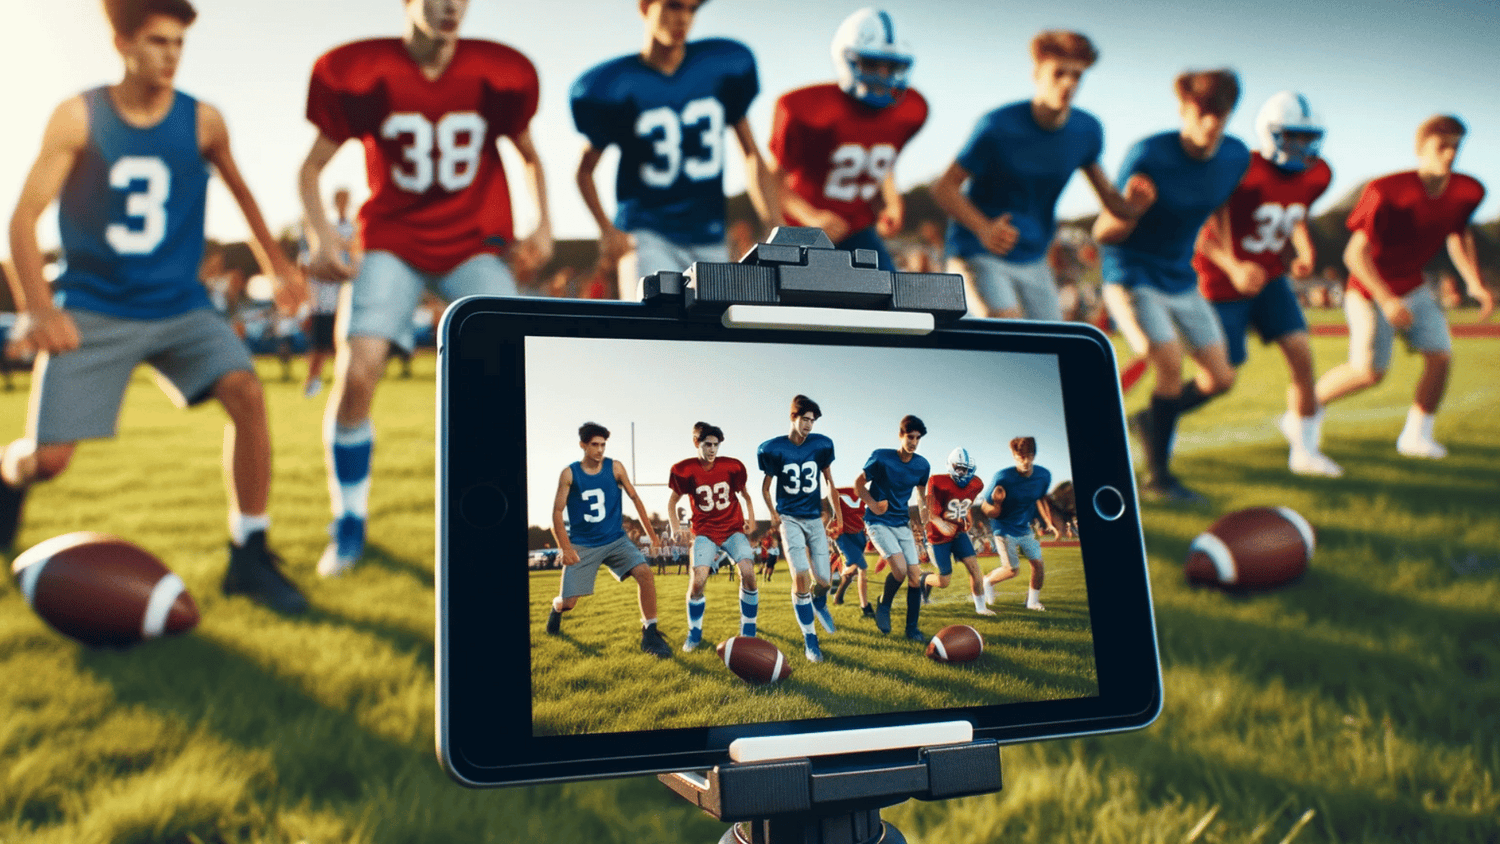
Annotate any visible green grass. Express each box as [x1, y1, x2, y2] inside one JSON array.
[[1, 325, 1497, 843]]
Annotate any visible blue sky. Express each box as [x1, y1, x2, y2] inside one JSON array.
[[3, 0, 1497, 255]]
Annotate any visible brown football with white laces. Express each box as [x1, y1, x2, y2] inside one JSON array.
[[716, 636, 792, 684], [927, 624, 984, 663], [1185, 507, 1315, 590]]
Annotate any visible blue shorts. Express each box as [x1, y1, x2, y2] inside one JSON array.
[[836, 532, 868, 570], [835, 227, 895, 271], [998, 533, 1043, 567], [928, 532, 976, 577], [1212, 276, 1309, 367], [692, 532, 754, 572], [347, 250, 515, 352]]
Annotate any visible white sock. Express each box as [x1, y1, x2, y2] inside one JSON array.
[[1299, 413, 1321, 454], [230, 513, 270, 547], [973, 594, 987, 612], [1027, 587, 1042, 604]]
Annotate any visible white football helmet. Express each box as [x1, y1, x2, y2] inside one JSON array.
[[947, 447, 977, 487], [831, 8, 913, 109], [1256, 91, 1324, 172]]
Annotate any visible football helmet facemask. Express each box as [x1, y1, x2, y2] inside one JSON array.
[[947, 447, 977, 487], [1256, 91, 1324, 172], [831, 7, 913, 109]]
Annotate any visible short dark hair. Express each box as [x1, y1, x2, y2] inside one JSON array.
[[790, 395, 822, 420], [103, 0, 197, 37], [578, 422, 610, 443], [693, 422, 725, 444], [1010, 436, 1037, 458], [899, 415, 926, 436], [1416, 114, 1466, 145], [1030, 30, 1098, 67], [1174, 69, 1240, 117]]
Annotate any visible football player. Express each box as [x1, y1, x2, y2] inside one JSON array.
[[829, 483, 873, 617], [667, 422, 759, 651], [1094, 69, 1250, 503], [0, 0, 306, 613], [1314, 115, 1493, 458], [298, 0, 552, 576], [921, 448, 995, 616], [854, 415, 931, 642], [757, 395, 840, 663], [932, 30, 1154, 320], [571, 0, 780, 299], [546, 423, 671, 658], [980, 437, 1057, 611], [1193, 92, 1342, 477], [766, 8, 927, 270]]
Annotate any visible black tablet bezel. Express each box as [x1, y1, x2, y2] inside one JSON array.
[[437, 295, 1161, 787]]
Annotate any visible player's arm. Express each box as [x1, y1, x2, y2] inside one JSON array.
[[1082, 162, 1155, 223], [768, 152, 850, 242], [616, 461, 658, 550], [1288, 216, 1316, 279], [574, 143, 634, 268], [820, 466, 842, 534], [926, 483, 956, 537], [550, 468, 580, 565], [731, 117, 783, 230], [978, 483, 1006, 519], [760, 474, 781, 530], [1036, 494, 1060, 540], [1446, 227, 1494, 321], [1092, 173, 1157, 246], [505, 127, 554, 277], [201, 102, 302, 299], [1343, 228, 1411, 328], [912, 483, 931, 528], [297, 132, 355, 281], [854, 470, 887, 515], [876, 171, 904, 238], [930, 160, 1017, 257], [1196, 204, 1267, 296], [665, 490, 684, 540], [737, 480, 757, 536]]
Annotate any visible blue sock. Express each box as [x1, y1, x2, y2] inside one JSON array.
[[330, 420, 373, 518], [687, 596, 706, 634], [740, 588, 758, 637], [793, 592, 816, 636]]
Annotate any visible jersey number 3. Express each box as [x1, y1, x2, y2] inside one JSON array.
[[636, 97, 725, 188], [382, 111, 487, 194], [106, 156, 171, 255]]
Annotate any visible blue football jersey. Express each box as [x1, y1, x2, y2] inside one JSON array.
[[757, 433, 835, 519], [946, 101, 1103, 264], [1101, 131, 1251, 294], [986, 465, 1053, 537], [566, 458, 626, 547], [861, 449, 931, 528], [55, 87, 212, 319], [570, 39, 758, 245]]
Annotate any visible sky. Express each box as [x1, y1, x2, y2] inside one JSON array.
[[2, 0, 1499, 259], [523, 335, 1070, 528]]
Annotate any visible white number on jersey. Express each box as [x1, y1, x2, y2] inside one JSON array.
[[105, 156, 171, 255], [779, 461, 820, 496], [381, 111, 487, 194], [636, 97, 726, 189], [1239, 202, 1307, 255], [580, 488, 607, 523], [694, 482, 733, 512], [943, 498, 973, 523], [823, 143, 897, 203]]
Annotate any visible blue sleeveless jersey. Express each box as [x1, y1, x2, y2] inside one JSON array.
[[55, 87, 213, 319], [566, 458, 625, 547], [570, 39, 758, 245], [986, 465, 1053, 537], [757, 433, 835, 519]]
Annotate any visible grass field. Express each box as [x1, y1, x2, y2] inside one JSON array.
[[1, 311, 1497, 843]]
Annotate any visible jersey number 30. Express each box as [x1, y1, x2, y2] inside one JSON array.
[[382, 111, 487, 194]]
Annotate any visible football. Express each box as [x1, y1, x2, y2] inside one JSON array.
[[716, 636, 792, 685], [926, 624, 984, 663], [11, 532, 199, 647], [1184, 506, 1315, 590]]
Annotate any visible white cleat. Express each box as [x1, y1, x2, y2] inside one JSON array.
[[1277, 411, 1298, 444], [1025, 601, 1046, 612], [975, 606, 997, 617], [982, 581, 995, 606], [1396, 435, 1448, 460], [1289, 450, 1344, 478]]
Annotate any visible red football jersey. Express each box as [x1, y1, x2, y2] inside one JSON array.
[[770, 83, 928, 235], [306, 38, 539, 274], [1195, 154, 1332, 302], [835, 485, 866, 535], [1345, 171, 1485, 299], [925, 475, 984, 545], [669, 457, 749, 545]]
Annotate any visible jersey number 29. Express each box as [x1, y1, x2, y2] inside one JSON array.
[[824, 143, 896, 202]]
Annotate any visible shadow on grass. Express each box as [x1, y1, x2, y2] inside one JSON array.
[[361, 541, 435, 588]]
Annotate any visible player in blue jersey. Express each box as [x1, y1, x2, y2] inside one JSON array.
[[1093, 69, 1249, 503], [932, 30, 1154, 320], [980, 437, 1058, 611], [758, 395, 840, 663], [546, 422, 671, 658], [854, 415, 931, 642], [571, 0, 781, 300], [0, 0, 306, 613]]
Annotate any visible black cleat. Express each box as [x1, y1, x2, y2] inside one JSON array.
[[862, 604, 875, 618], [640, 623, 671, 658], [1128, 408, 1159, 472], [546, 608, 562, 635], [0, 477, 25, 553], [873, 602, 891, 634], [222, 531, 308, 614], [905, 627, 926, 643], [1142, 475, 1207, 505]]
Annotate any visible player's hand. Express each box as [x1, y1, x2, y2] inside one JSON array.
[[743, 516, 755, 535], [812, 209, 851, 244], [1380, 297, 1414, 330], [829, 514, 843, 535], [599, 225, 635, 266], [1472, 285, 1495, 322], [1290, 255, 1315, 279], [11, 307, 80, 356], [560, 548, 580, 566], [1233, 263, 1270, 296], [308, 236, 355, 282], [876, 206, 903, 239], [1122, 174, 1157, 217], [868, 500, 889, 516], [768, 513, 782, 532], [1046, 523, 1061, 542], [510, 226, 555, 278], [980, 214, 1019, 257]]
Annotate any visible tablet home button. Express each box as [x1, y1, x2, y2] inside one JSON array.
[[459, 483, 508, 529], [1092, 486, 1126, 521]]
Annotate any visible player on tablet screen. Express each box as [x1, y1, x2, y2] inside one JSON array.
[[1192, 91, 1342, 477], [767, 8, 926, 271], [854, 415, 931, 642], [980, 437, 1056, 611], [932, 29, 1154, 320], [758, 395, 840, 663], [546, 423, 672, 658], [1314, 115, 1493, 459], [299, 0, 552, 577], [921, 448, 995, 616], [829, 483, 874, 617], [0, 0, 306, 613], [668, 422, 759, 652]]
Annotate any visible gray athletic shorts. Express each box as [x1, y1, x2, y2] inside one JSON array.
[[618, 229, 729, 300], [1103, 282, 1226, 354], [779, 514, 831, 582], [949, 254, 1063, 320], [1344, 284, 1452, 373], [559, 536, 646, 599], [692, 532, 754, 571], [998, 533, 1044, 569], [345, 250, 515, 352], [30, 308, 254, 444], [866, 522, 918, 567]]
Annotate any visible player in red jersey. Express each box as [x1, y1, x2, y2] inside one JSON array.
[[1315, 115, 1494, 459], [667, 422, 759, 652], [920, 448, 995, 616], [828, 483, 874, 617], [297, 0, 552, 577], [768, 8, 926, 270], [1193, 92, 1342, 477]]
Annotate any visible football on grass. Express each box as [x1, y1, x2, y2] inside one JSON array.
[[11, 532, 199, 647], [716, 636, 792, 684], [927, 624, 984, 663], [1185, 506, 1315, 590]]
